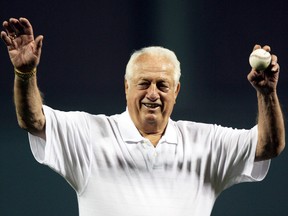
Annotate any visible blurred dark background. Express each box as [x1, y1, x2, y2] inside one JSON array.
[[1, 0, 288, 215]]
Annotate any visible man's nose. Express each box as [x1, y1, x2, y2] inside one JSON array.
[[146, 84, 160, 101]]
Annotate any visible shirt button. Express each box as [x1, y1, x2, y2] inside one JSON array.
[[142, 141, 149, 148]]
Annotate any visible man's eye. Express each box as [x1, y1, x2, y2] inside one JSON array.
[[157, 83, 169, 92], [138, 83, 149, 89]]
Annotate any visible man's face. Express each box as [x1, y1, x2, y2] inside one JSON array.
[[125, 53, 180, 134]]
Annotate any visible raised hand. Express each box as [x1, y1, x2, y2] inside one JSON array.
[[247, 44, 280, 95], [1, 17, 43, 72]]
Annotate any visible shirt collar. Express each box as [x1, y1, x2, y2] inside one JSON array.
[[117, 108, 178, 145]]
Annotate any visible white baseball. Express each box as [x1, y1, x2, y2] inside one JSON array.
[[249, 49, 271, 71]]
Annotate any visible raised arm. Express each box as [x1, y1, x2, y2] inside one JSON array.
[[1, 17, 45, 139], [247, 44, 285, 161]]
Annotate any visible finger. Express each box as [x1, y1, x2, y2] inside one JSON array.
[[10, 18, 26, 36], [247, 69, 261, 83], [253, 44, 261, 51], [271, 62, 279, 72], [0, 31, 13, 46], [3, 20, 16, 37], [19, 17, 33, 35], [9, 18, 32, 37], [262, 45, 271, 52], [271, 54, 278, 65]]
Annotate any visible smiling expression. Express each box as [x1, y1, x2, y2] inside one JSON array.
[[125, 53, 180, 135]]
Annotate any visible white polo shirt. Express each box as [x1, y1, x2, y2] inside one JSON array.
[[29, 105, 270, 216]]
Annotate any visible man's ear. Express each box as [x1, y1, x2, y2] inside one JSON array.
[[124, 79, 129, 96], [174, 82, 181, 101]]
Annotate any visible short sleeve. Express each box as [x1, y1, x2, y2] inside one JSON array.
[[213, 125, 270, 191], [28, 105, 91, 193]]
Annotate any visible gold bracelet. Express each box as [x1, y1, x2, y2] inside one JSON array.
[[14, 67, 37, 80]]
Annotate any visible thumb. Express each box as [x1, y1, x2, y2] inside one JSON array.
[[34, 35, 44, 56]]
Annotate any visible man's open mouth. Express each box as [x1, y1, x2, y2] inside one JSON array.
[[143, 103, 160, 108]]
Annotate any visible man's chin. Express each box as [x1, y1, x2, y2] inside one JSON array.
[[141, 114, 156, 123], [144, 113, 164, 125]]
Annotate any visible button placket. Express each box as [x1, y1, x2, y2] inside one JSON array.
[[139, 139, 165, 171]]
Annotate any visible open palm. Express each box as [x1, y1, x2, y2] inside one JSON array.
[[1, 17, 43, 72]]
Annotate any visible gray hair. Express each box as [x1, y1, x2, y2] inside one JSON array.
[[125, 46, 181, 86]]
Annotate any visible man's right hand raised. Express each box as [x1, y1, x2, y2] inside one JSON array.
[[1, 17, 46, 139], [1, 17, 43, 72]]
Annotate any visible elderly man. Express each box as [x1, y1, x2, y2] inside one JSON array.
[[1, 17, 285, 216]]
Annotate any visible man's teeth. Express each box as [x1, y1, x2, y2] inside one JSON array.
[[144, 103, 159, 108]]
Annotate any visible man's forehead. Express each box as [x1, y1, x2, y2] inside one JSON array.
[[134, 53, 174, 71], [135, 73, 170, 80], [132, 68, 174, 84]]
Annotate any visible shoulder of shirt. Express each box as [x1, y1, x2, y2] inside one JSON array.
[[43, 105, 124, 119]]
